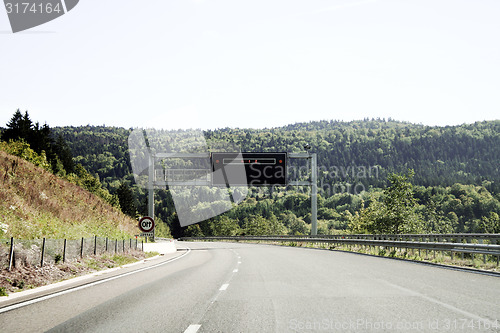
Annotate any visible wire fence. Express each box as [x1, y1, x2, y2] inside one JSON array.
[[0, 237, 143, 270]]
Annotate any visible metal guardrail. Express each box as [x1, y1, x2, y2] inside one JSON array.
[[221, 234, 500, 243], [180, 235, 500, 265]]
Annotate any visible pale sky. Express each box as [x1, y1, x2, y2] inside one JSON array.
[[1, 0, 499, 130]]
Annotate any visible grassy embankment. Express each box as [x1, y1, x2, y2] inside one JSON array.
[[0, 149, 138, 240]]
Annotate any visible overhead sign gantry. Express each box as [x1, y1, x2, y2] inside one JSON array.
[[147, 152, 317, 235]]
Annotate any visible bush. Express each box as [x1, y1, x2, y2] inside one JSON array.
[[0, 140, 51, 171]]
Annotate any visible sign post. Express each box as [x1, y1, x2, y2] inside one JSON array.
[[148, 154, 155, 241]]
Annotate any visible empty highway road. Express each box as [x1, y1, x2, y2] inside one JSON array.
[[1, 241, 499, 332]]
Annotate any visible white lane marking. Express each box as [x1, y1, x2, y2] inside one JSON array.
[[219, 284, 229, 291], [0, 247, 192, 314], [184, 324, 201, 333], [384, 281, 498, 326], [233, 269, 238, 273], [238, 261, 242, 264]]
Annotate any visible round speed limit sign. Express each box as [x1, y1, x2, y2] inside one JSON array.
[[138, 216, 155, 233]]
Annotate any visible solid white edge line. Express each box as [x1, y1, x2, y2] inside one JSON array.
[[219, 284, 229, 291], [0, 247, 191, 314], [184, 324, 201, 333]]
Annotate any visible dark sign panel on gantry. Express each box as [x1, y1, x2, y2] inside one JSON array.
[[211, 152, 287, 186]]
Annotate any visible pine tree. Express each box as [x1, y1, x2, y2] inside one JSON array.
[[54, 134, 75, 174], [117, 182, 137, 218], [2, 109, 33, 142]]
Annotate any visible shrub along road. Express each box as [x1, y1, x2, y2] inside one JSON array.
[[0, 241, 499, 332]]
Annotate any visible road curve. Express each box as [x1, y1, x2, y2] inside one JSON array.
[[1, 241, 499, 332]]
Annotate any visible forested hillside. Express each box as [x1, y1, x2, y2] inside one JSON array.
[[48, 119, 500, 237], [54, 119, 500, 191]]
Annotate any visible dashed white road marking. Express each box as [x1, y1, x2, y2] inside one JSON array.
[[184, 324, 201, 333], [233, 269, 238, 273], [219, 284, 229, 291]]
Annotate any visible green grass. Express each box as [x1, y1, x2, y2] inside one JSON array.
[[145, 251, 160, 258], [108, 254, 139, 266]]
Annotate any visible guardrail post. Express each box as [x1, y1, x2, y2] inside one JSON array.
[[8, 237, 14, 271], [63, 239, 67, 263], [40, 237, 46, 267], [479, 239, 486, 264], [80, 237, 84, 258]]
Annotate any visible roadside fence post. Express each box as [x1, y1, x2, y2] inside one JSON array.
[[115, 239, 117, 253], [94, 236, 97, 256], [122, 239, 125, 253], [8, 237, 14, 271], [63, 239, 67, 263], [105, 237, 108, 252], [40, 237, 46, 267], [80, 237, 84, 258]]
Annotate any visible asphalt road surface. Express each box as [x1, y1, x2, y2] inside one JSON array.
[[1, 241, 499, 332]]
